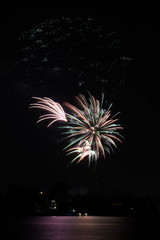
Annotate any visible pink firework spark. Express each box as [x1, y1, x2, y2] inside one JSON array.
[[30, 97, 67, 127]]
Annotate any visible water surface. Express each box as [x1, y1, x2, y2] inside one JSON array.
[[1, 216, 160, 240]]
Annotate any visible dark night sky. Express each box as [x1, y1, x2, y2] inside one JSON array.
[[0, 13, 160, 197]]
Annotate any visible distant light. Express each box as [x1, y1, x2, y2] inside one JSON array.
[[72, 209, 76, 213], [39, 191, 43, 195], [84, 213, 88, 216], [78, 213, 81, 216]]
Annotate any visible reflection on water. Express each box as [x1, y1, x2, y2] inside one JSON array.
[[1, 216, 160, 240]]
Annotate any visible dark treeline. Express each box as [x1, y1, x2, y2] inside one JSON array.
[[0, 181, 160, 217]]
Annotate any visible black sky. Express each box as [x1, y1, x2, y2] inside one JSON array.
[[1, 13, 160, 197]]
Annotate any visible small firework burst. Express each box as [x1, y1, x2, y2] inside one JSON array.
[[30, 97, 67, 127]]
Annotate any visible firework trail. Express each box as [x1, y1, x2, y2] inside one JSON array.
[[30, 94, 123, 164]]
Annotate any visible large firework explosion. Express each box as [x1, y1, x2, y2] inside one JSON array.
[[30, 93, 123, 164]]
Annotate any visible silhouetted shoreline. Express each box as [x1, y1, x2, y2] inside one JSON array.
[[1, 182, 160, 217]]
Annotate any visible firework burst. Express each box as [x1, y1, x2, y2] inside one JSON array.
[[30, 93, 123, 164]]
